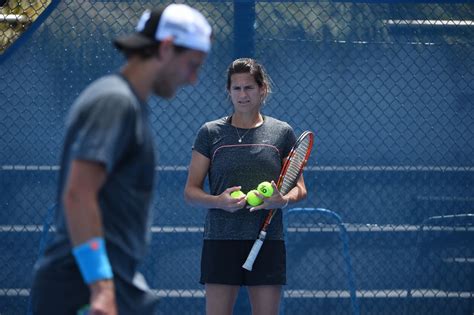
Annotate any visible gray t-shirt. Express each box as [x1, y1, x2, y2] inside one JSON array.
[[193, 115, 296, 240], [37, 74, 156, 283]]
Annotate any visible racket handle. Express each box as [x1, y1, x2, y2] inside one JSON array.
[[77, 304, 90, 315], [242, 231, 267, 271]]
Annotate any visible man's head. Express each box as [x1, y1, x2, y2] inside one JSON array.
[[114, 4, 211, 55], [114, 4, 212, 99]]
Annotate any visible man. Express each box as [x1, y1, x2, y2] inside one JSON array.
[[30, 4, 212, 314]]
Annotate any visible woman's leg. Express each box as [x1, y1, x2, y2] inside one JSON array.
[[205, 283, 240, 315], [247, 285, 282, 315]]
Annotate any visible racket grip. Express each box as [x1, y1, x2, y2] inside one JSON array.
[[77, 304, 90, 315], [242, 231, 267, 271]]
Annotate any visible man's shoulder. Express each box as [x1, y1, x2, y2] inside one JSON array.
[[86, 74, 130, 96], [68, 75, 138, 123], [76, 75, 136, 108]]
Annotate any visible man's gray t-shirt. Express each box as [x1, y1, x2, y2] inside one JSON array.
[[37, 74, 156, 284], [193, 115, 296, 240]]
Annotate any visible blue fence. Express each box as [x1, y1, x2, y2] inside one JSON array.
[[1, 1, 473, 314]]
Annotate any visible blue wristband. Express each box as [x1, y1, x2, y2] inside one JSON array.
[[72, 237, 113, 284]]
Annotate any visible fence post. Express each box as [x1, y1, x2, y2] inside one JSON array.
[[233, 0, 255, 59]]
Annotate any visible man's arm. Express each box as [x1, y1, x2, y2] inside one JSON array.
[[63, 159, 117, 315], [63, 160, 106, 243]]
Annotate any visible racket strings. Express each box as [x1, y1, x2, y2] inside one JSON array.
[[280, 138, 311, 194]]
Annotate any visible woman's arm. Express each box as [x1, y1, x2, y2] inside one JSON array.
[[184, 150, 246, 212]]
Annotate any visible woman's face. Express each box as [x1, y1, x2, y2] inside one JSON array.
[[228, 73, 265, 114]]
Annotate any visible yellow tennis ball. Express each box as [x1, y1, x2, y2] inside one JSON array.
[[257, 181, 274, 198], [246, 190, 263, 206], [230, 190, 245, 198]]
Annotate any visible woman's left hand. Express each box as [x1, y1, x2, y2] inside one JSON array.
[[249, 181, 288, 212]]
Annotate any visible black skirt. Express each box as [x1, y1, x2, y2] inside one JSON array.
[[200, 239, 286, 286]]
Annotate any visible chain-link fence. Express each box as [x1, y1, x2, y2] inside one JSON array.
[[1, 1, 473, 314]]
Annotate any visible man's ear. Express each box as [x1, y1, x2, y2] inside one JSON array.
[[157, 37, 174, 60]]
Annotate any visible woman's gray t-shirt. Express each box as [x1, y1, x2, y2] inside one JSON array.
[[193, 115, 296, 240]]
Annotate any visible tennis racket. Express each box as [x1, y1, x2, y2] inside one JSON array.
[[77, 304, 90, 315], [242, 130, 314, 271]]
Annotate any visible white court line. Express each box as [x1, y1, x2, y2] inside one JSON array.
[[2, 224, 473, 233], [1, 165, 474, 172], [384, 19, 474, 27], [1, 165, 60, 171], [306, 165, 474, 172], [442, 257, 474, 264], [0, 226, 207, 233], [0, 288, 472, 298]]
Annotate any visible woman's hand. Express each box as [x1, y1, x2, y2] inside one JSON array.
[[249, 181, 288, 212], [218, 186, 247, 213]]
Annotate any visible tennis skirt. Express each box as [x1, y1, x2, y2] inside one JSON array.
[[200, 239, 286, 286]]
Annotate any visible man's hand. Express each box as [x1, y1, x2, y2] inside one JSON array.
[[89, 280, 117, 315]]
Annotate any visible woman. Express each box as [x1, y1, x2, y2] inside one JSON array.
[[184, 58, 307, 315]]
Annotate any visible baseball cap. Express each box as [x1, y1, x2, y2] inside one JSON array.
[[114, 4, 212, 53]]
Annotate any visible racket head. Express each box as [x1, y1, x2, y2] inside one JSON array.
[[277, 130, 314, 195]]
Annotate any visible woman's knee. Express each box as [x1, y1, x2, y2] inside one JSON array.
[[248, 285, 282, 315], [205, 284, 240, 315]]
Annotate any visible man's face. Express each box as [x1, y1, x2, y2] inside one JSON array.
[[154, 49, 207, 99]]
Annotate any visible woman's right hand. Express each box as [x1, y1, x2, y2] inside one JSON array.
[[218, 187, 247, 213]]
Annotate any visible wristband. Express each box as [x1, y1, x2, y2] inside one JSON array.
[[72, 237, 113, 284]]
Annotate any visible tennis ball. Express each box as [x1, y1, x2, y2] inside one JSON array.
[[230, 190, 245, 198], [246, 190, 263, 207], [257, 181, 274, 198]]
